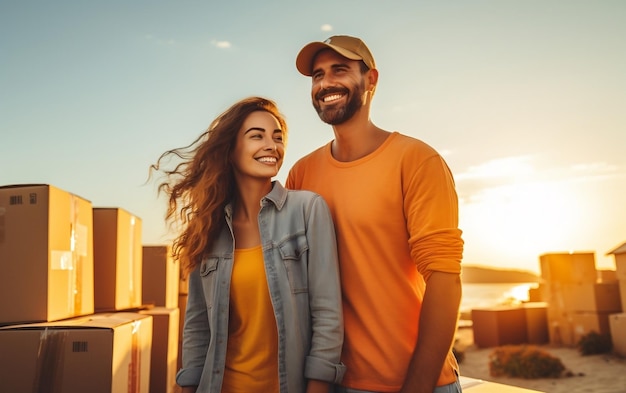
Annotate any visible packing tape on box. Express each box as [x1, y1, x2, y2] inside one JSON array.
[[32, 328, 68, 393], [129, 215, 137, 307], [70, 195, 81, 315], [51, 249, 77, 316], [50, 194, 90, 317], [129, 319, 142, 393], [70, 194, 89, 314]]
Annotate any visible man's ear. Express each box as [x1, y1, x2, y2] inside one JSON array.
[[367, 68, 379, 90]]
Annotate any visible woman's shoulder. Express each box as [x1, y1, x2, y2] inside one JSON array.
[[285, 188, 331, 210], [270, 181, 326, 208], [286, 188, 322, 201]]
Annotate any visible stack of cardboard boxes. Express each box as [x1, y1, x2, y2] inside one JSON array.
[[606, 244, 626, 357], [177, 260, 189, 372], [538, 251, 624, 349], [471, 302, 550, 348], [0, 183, 550, 393], [0, 184, 181, 393], [471, 249, 626, 355], [140, 244, 181, 393]]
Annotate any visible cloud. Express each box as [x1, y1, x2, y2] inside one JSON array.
[[456, 154, 626, 207], [321, 24, 333, 32], [456, 156, 534, 181], [211, 40, 232, 49], [570, 162, 619, 176]]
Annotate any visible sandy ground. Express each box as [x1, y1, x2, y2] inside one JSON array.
[[455, 327, 626, 393], [172, 327, 626, 393]]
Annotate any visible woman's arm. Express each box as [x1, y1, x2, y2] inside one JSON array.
[[304, 195, 346, 384], [175, 267, 210, 388]]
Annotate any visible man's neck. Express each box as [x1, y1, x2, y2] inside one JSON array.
[[331, 119, 390, 162]]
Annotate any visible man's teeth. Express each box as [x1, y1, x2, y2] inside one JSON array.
[[323, 94, 343, 102]]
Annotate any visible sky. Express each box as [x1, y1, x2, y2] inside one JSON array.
[[2, 1, 625, 275]]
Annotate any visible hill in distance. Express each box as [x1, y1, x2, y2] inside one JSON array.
[[461, 265, 540, 284]]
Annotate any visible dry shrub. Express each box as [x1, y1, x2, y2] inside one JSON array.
[[489, 345, 565, 379], [577, 331, 612, 356]]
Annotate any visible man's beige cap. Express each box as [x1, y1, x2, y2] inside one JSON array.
[[296, 35, 376, 76]]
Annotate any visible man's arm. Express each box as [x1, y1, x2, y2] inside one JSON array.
[[400, 271, 462, 393]]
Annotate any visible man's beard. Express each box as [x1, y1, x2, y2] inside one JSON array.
[[313, 81, 365, 125]]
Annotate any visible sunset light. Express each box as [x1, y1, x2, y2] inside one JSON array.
[[2, 1, 625, 275]]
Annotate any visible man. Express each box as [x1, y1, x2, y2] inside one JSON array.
[[286, 35, 464, 393]]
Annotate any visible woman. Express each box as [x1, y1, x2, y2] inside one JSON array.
[[151, 97, 345, 393]]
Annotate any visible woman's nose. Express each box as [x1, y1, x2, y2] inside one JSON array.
[[265, 139, 277, 151]]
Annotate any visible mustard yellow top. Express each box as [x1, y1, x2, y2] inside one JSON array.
[[222, 246, 279, 393]]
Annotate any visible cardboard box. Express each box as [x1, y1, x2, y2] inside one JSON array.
[[562, 282, 622, 313], [178, 294, 188, 342], [461, 376, 545, 392], [459, 376, 545, 393], [539, 252, 597, 284], [93, 208, 143, 311], [617, 280, 626, 312], [616, 255, 626, 281], [178, 293, 188, 371], [570, 311, 612, 345], [142, 245, 179, 308], [608, 243, 626, 281], [597, 269, 617, 283], [540, 282, 566, 312], [527, 285, 543, 302], [140, 307, 179, 393], [0, 184, 94, 324], [609, 312, 626, 357], [179, 270, 189, 295], [546, 308, 575, 347], [522, 302, 549, 344], [0, 312, 152, 393], [471, 306, 527, 348]]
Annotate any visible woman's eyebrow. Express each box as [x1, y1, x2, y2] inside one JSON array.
[[244, 127, 266, 134]]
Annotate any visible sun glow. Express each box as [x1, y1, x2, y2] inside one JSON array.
[[456, 155, 598, 272], [504, 283, 539, 304]]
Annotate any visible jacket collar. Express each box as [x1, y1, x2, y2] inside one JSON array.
[[224, 180, 287, 218], [263, 181, 288, 210]]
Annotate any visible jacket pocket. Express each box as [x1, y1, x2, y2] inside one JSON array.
[[278, 234, 309, 293], [199, 257, 219, 308]]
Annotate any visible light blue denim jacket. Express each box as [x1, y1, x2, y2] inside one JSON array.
[[176, 181, 345, 393]]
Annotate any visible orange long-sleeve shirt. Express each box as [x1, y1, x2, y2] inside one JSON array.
[[286, 132, 463, 391]]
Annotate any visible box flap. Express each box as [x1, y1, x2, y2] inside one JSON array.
[[0, 312, 151, 330]]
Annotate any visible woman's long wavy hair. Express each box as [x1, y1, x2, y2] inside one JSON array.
[[150, 97, 288, 275]]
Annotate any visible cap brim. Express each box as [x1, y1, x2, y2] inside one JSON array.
[[296, 42, 363, 76]]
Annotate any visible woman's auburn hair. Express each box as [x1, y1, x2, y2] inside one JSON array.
[[150, 96, 288, 275]]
